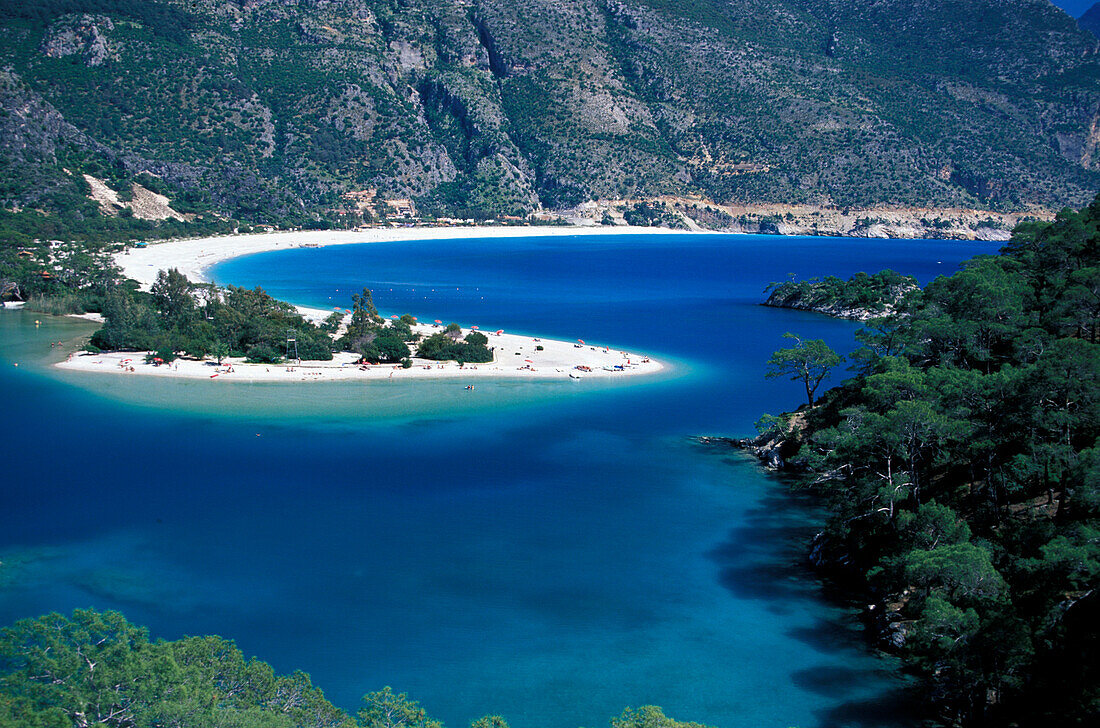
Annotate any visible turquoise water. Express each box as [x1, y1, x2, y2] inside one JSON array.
[[0, 234, 997, 727]]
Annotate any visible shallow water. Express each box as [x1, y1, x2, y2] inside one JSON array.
[[0, 234, 996, 727]]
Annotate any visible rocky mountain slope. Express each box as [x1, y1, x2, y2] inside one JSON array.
[[2, 0, 1099, 226]]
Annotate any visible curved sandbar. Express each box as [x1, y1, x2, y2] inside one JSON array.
[[115, 224, 692, 289], [58, 225, 674, 381]]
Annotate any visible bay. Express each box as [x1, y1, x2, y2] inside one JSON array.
[[0, 233, 998, 728]]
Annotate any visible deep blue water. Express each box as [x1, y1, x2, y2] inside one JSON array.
[[0, 233, 998, 728]]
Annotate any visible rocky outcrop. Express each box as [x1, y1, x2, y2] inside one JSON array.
[[41, 15, 115, 67], [762, 281, 918, 321], [697, 411, 808, 472], [696, 434, 786, 470], [574, 197, 1032, 240]]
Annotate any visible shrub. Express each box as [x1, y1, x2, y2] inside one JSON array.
[[245, 344, 282, 363]]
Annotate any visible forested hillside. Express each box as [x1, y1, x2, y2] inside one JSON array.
[[1, 0, 1099, 227], [750, 198, 1100, 726]]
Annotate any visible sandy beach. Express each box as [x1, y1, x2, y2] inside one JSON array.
[[115, 224, 690, 289], [55, 225, 673, 382], [56, 323, 662, 381]]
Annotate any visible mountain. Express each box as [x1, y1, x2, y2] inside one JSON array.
[[2, 0, 1100, 226]]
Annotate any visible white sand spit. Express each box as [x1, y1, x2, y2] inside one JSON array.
[[57, 324, 662, 382]]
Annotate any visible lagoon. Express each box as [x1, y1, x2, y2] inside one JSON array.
[[0, 234, 997, 728]]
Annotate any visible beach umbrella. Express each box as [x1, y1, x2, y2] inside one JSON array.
[[495, 330, 503, 335], [471, 326, 479, 330], [577, 339, 585, 345], [333, 306, 342, 311], [345, 309, 352, 314], [434, 319, 442, 324], [525, 359, 533, 363], [391, 314, 398, 319]]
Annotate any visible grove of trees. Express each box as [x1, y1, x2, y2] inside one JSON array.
[[90, 269, 335, 363]]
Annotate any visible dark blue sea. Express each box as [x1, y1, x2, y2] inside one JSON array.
[[0, 233, 998, 728]]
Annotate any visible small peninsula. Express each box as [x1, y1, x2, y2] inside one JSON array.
[[39, 228, 668, 383], [762, 269, 919, 320]]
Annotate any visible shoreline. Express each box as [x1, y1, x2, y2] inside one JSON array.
[[115, 224, 696, 289]]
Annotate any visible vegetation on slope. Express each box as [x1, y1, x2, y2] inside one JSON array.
[[1, 0, 1098, 222], [753, 198, 1100, 726], [0, 609, 706, 728]]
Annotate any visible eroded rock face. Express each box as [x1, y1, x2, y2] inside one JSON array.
[[41, 15, 115, 67]]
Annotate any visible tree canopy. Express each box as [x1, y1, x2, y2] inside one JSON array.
[[764, 333, 844, 407], [0, 610, 707, 728]]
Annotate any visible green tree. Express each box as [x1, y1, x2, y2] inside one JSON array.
[[897, 502, 972, 550], [903, 542, 1005, 605], [906, 595, 981, 657], [765, 333, 844, 407], [150, 268, 196, 328], [0, 610, 355, 728], [465, 331, 488, 347], [357, 687, 442, 728], [344, 288, 382, 343], [0, 610, 173, 728], [611, 706, 713, 728], [470, 717, 509, 728]]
